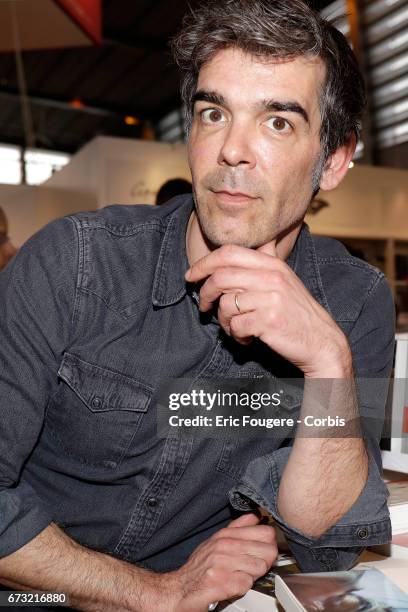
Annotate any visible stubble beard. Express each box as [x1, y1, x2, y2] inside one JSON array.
[[193, 189, 286, 249], [192, 152, 325, 249]]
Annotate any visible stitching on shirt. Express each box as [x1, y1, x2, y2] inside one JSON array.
[[68, 216, 83, 328], [61, 352, 154, 393], [79, 218, 165, 236], [346, 273, 385, 337], [316, 256, 383, 275], [308, 237, 331, 314], [78, 285, 148, 320]]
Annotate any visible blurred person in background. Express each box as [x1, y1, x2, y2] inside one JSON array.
[[155, 177, 192, 205], [0, 207, 17, 270]]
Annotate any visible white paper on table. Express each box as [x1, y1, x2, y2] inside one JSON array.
[[221, 588, 279, 612]]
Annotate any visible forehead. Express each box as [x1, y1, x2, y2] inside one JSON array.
[[196, 47, 326, 119]]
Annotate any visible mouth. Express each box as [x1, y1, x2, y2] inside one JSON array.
[[212, 190, 259, 205]]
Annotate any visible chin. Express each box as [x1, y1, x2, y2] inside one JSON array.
[[204, 226, 265, 249], [197, 203, 277, 249]]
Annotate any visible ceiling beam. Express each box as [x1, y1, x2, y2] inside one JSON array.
[[0, 88, 150, 121], [0, 132, 78, 153], [103, 31, 169, 53]]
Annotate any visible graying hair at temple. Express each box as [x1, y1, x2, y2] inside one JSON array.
[[171, 0, 366, 162]]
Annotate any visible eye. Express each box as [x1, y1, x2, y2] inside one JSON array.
[[200, 108, 227, 124], [265, 116, 292, 134]]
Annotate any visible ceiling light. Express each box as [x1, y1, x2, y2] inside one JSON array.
[[124, 116, 140, 126], [70, 98, 85, 109]]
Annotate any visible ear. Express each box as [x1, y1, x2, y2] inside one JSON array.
[[319, 133, 356, 192]]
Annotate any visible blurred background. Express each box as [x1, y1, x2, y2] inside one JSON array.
[[0, 0, 408, 333]]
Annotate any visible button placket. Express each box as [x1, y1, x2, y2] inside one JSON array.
[[114, 337, 233, 561]]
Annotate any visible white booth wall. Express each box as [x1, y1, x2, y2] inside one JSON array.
[[45, 136, 191, 208], [307, 164, 408, 240], [3, 136, 190, 246], [0, 183, 96, 247]]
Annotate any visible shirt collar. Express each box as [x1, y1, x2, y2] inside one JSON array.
[[152, 195, 194, 307], [152, 196, 329, 313], [291, 222, 331, 313]]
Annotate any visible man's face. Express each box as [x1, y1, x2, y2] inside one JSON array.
[[187, 47, 326, 248]]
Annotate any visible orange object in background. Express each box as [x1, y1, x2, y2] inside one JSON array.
[[56, 0, 101, 44], [0, 0, 101, 52], [403, 406, 408, 435]]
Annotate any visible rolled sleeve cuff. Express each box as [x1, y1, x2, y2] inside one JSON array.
[[0, 480, 53, 558], [229, 446, 391, 571]]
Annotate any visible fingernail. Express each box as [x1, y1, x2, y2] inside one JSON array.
[[185, 268, 191, 280]]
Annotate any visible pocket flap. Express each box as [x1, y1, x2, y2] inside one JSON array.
[[58, 352, 152, 413]]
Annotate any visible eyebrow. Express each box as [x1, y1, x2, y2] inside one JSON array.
[[262, 99, 309, 124], [192, 90, 227, 108], [192, 89, 309, 125]]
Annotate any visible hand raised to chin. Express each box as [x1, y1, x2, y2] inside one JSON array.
[[185, 243, 352, 378]]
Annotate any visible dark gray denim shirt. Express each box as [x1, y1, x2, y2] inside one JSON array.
[[0, 195, 395, 575]]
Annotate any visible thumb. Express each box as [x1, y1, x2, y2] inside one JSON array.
[[257, 239, 277, 257], [227, 512, 260, 528]]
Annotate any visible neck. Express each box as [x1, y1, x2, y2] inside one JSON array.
[[186, 210, 303, 264]]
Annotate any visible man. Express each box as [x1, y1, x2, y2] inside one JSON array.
[[0, 1, 394, 611]]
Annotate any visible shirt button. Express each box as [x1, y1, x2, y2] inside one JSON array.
[[357, 527, 369, 539], [146, 497, 158, 508], [92, 396, 102, 408]]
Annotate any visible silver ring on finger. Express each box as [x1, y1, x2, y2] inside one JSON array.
[[234, 293, 242, 314]]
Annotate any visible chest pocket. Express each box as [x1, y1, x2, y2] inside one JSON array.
[[46, 352, 153, 469]]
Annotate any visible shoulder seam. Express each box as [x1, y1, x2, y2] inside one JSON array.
[[366, 271, 385, 301]]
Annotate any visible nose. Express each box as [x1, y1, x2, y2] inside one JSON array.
[[218, 120, 256, 169]]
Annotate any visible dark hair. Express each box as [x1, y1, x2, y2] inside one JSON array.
[[0, 206, 8, 235], [155, 178, 192, 205], [171, 0, 366, 161]]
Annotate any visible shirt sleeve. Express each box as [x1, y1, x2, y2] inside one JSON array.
[[0, 216, 78, 558], [229, 273, 395, 572]]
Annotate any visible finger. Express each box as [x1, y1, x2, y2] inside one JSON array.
[[198, 268, 245, 313], [217, 293, 256, 345], [257, 239, 277, 258], [230, 311, 260, 344], [213, 526, 276, 547], [227, 513, 260, 528], [218, 292, 245, 335], [178, 569, 254, 610], [206, 552, 269, 581], [199, 267, 279, 313], [209, 536, 278, 568], [225, 290, 282, 340], [227, 570, 255, 598], [186, 244, 283, 283], [206, 570, 254, 603]]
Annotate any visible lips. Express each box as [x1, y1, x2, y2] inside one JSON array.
[[214, 190, 257, 199]]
